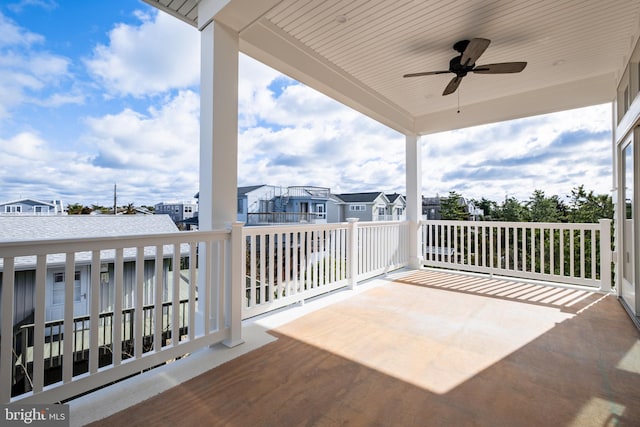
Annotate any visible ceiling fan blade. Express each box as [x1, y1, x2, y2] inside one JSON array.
[[460, 38, 490, 66], [443, 76, 462, 96], [473, 62, 527, 74], [403, 70, 451, 78]]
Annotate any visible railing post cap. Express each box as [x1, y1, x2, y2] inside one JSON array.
[[347, 218, 359, 223], [226, 221, 244, 231]]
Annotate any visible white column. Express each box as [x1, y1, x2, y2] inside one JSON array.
[[199, 21, 238, 230], [199, 21, 243, 346], [406, 134, 423, 269]]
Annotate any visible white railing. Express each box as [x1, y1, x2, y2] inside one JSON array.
[[356, 221, 409, 281], [0, 228, 237, 404], [373, 214, 406, 222], [421, 219, 612, 291], [242, 220, 409, 319]]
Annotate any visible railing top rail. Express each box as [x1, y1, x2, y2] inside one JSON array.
[[420, 219, 604, 230], [0, 229, 230, 258], [243, 222, 350, 234], [242, 219, 409, 235], [358, 220, 408, 228]]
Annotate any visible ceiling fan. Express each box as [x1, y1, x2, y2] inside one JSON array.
[[403, 38, 527, 96]]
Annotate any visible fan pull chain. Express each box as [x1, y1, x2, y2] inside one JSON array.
[[457, 89, 460, 113]]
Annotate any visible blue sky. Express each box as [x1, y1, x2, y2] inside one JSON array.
[[0, 0, 613, 207]]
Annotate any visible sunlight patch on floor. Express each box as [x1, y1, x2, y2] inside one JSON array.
[[274, 281, 574, 394], [569, 397, 626, 427], [617, 340, 640, 375]]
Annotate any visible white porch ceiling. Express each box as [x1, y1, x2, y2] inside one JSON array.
[[144, 0, 640, 135]]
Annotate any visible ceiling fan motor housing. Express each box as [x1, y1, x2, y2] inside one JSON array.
[[449, 56, 472, 77]]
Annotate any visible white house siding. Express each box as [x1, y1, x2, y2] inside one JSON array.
[[0, 271, 36, 328]]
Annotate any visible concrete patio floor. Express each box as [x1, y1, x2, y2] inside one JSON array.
[[85, 269, 640, 426]]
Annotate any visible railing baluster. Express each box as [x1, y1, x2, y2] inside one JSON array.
[[540, 227, 545, 275], [114, 248, 124, 364], [89, 251, 100, 374], [570, 230, 575, 278], [33, 255, 46, 393], [217, 239, 225, 333], [249, 235, 256, 307], [63, 253, 75, 383], [526, 226, 531, 273], [172, 243, 180, 346], [135, 247, 144, 356], [188, 243, 197, 341], [504, 226, 510, 270], [268, 233, 275, 298], [591, 228, 597, 280], [1, 257, 15, 403], [580, 229, 585, 279]]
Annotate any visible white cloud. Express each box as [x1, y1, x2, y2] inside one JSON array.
[[238, 55, 612, 201], [0, 5, 614, 208], [79, 90, 200, 202], [85, 10, 199, 97], [0, 12, 79, 119], [0, 11, 43, 47], [6, 0, 57, 14], [421, 103, 613, 202]]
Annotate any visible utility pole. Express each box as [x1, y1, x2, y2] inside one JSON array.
[[113, 183, 117, 215]]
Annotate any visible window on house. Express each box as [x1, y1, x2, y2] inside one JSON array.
[[349, 205, 365, 211], [52, 271, 82, 304], [4, 205, 22, 213], [34, 205, 49, 214]]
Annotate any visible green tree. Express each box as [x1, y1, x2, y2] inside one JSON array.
[[527, 189, 565, 222], [440, 191, 468, 220], [473, 197, 498, 220], [91, 204, 110, 214], [66, 203, 93, 214], [66, 203, 84, 214], [497, 196, 529, 222], [123, 203, 136, 214], [568, 185, 613, 223]]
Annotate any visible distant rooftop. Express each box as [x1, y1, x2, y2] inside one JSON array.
[[0, 215, 178, 242]]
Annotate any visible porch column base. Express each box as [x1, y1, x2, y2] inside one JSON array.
[[222, 338, 245, 348], [408, 256, 424, 270]]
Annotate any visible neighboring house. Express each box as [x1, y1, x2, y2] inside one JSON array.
[[154, 200, 198, 225], [0, 198, 65, 215], [384, 193, 406, 221], [271, 186, 330, 224], [237, 185, 330, 225], [236, 185, 281, 223], [422, 196, 484, 220], [326, 194, 345, 223], [0, 215, 183, 329], [422, 197, 442, 220], [335, 192, 391, 222]]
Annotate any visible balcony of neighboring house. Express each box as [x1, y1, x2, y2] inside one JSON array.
[[246, 186, 330, 225], [246, 211, 326, 225], [1, 218, 638, 426]]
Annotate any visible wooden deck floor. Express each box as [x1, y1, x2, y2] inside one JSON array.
[[88, 270, 640, 427]]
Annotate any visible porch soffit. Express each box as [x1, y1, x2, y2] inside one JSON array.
[[145, 0, 640, 135]]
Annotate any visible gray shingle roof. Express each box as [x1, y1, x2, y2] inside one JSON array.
[[0, 215, 178, 242], [385, 193, 404, 203], [0, 216, 183, 270], [336, 192, 384, 203]]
